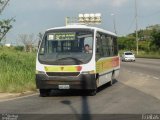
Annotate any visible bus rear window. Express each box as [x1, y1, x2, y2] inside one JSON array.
[[125, 53, 133, 55]]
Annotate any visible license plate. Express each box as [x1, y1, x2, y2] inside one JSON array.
[[58, 85, 70, 89]]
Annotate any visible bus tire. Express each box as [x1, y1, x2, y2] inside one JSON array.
[[39, 89, 51, 97], [109, 72, 115, 86], [109, 79, 113, 86], [89, 89, 97, 96]]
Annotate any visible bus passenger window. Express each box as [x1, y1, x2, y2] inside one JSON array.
[[96, 33, 104, 60], [113, 38, 118, 56]]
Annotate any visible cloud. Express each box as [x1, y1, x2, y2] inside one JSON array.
[[54, 0, 104, 9], [139, 0, 160, 7], [111, 0, 128, 7], [8, 0, 129, 14], [54, 0, 129, 9], [52, 0, 128, 9]]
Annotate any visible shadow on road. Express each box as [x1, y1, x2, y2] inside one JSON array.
[[61, 96, 91, 120], [58, 80, 118, 120], [97, 79, 118, 93]]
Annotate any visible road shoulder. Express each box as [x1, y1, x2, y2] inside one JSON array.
[[0, 91, 37, 102]]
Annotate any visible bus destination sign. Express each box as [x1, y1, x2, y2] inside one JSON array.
[[48, 32, 76, 41]]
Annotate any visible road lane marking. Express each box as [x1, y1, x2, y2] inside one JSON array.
[[153, 77, 159, 80], [122, 69, 160, 81], [0, 93, 39, 103]]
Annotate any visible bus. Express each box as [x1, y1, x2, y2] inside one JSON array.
[[36, 24, 120, 96]]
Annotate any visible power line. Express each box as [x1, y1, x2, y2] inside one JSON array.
[[127, 17, 136, 33], [126, 9, 160, 34], [138, 10, 160, 18]]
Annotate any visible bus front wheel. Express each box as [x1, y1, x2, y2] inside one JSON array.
[[39, 89, 51, 97]]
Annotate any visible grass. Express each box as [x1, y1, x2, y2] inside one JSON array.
[[119, 50, 160, 59], [135, 51, 160, 59], [0, 47, 36, 93]]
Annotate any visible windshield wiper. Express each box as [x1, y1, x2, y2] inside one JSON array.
[[54, 57, 83, 63]]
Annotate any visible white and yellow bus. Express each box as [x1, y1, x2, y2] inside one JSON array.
[[36, 25, 120, 96]]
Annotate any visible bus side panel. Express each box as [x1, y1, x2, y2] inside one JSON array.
[[114, 69, 120, 79], [112, 56, 120, 79], [96, 56, 120, 87]]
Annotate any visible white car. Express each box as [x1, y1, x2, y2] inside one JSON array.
[[122, 51, 135, 62]]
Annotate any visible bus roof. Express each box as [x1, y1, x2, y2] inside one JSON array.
[[47, 25, 117, 37]]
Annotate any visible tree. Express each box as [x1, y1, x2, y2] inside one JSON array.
[[150, 29, 160, 51], [0, 0, 9, 14], [18, 34, 35, 52], [37, 32, 44, 48], [38, 32, 43, 41], [118, 36, 136, 50], [0, 0, 15, 42]]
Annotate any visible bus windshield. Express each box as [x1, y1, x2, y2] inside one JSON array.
[[38, 29, 94, 65]]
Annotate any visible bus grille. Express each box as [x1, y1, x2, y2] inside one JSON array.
[[46, 72, 80, 77]]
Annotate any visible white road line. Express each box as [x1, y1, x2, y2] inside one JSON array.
[[153, 77, 159, 80], [0, 93, 39, 103]]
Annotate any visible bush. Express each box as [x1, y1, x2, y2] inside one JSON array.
[[0, 47, 36, 93], [14, 46, 24, 51]]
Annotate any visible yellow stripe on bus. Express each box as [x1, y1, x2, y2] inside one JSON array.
[[96, 57, 119, 73], [44, 66, 78, 72]]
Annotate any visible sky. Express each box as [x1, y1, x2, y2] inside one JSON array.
[[1, 0, 160, 44]]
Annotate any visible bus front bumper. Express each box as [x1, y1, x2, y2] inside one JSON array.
[[35, 73, 96, 90]]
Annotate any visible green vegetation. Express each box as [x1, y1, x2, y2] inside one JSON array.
[[135, 51, 160, 59], [0, 0, 15, 42], [118, 24, 160, 58], [119, 50, 160, 59], [0, 47, 36, 93]]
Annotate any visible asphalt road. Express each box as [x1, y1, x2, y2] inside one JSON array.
[[0, 58, 160, 120]]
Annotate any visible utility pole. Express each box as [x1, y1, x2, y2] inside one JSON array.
[[135, 0, 139, 55], [111, 13, 117, 34], [65, 17, 69, 26]]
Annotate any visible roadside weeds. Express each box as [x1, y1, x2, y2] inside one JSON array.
[[0, 90, 38, 100]]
